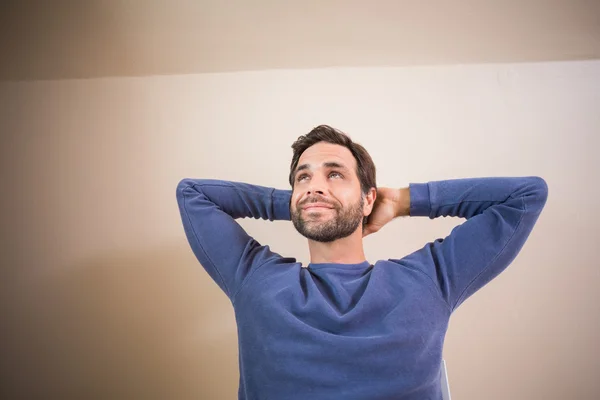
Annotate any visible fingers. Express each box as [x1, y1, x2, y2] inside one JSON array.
[[363, 225, 383, 237]]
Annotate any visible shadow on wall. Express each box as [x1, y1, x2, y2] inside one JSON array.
[[2, 243, 239, 399], [0, 1, 141, 81]]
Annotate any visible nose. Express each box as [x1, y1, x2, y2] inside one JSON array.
[[306, 175, 326, 196], [307, 188, 325, 196]]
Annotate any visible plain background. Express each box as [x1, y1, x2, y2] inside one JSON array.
[[1, 2, 599, 399]]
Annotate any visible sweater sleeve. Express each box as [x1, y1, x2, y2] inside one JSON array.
[[403, 176, 548, 311], [176, 178, 293, 300]]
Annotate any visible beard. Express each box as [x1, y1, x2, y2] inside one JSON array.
[[291, 196, 365, 243]]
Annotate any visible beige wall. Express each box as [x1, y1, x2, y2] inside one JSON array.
[[1, 61, 599, 399], [2, 0, 600, 81]]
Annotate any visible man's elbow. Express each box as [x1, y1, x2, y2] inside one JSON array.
[[526, 176, 549, 212]]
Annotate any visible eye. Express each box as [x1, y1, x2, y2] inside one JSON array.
[[296, 171, 343, 182]]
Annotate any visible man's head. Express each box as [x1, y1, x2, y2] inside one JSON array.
[[288, 125, 377, 243]]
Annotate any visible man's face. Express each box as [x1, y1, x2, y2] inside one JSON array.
[[290, 142, 367, 243]]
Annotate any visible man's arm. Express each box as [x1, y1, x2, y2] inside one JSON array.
[[395, 176, 548, 311], [176, 179, 292, 301]]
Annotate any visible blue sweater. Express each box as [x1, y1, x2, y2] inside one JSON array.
[[176, 176, 548, 400]]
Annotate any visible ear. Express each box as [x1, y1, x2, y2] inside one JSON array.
[[363, 187, 377, 217]]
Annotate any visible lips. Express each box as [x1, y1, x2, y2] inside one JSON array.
[[302, 202, 334, 211]]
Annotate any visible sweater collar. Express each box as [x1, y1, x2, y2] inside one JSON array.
[[307, 260, 372, 270]]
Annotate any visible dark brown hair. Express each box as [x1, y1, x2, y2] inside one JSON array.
[[289, 125, 377, 196]]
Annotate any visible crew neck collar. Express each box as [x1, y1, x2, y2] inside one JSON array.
[[307, 260, 371, 270]]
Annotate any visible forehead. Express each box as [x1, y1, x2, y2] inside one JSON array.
[[297, 142, 357, 171]]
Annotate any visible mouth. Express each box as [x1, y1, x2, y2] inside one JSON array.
[[304, 206, 333, 211]]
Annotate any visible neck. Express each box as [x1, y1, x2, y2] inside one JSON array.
[[307, 229, 366, 264]]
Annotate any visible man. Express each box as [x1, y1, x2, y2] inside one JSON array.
[[176, 125, 548, 400]]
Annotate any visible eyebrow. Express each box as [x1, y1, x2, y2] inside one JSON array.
[[294, 161, 349, 177]]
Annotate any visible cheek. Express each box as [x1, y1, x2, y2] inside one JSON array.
[[338, 191, 357, 205], [290, 194, 300, 211]]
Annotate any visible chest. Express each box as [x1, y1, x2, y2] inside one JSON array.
[[236, 266, 450, 338]]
